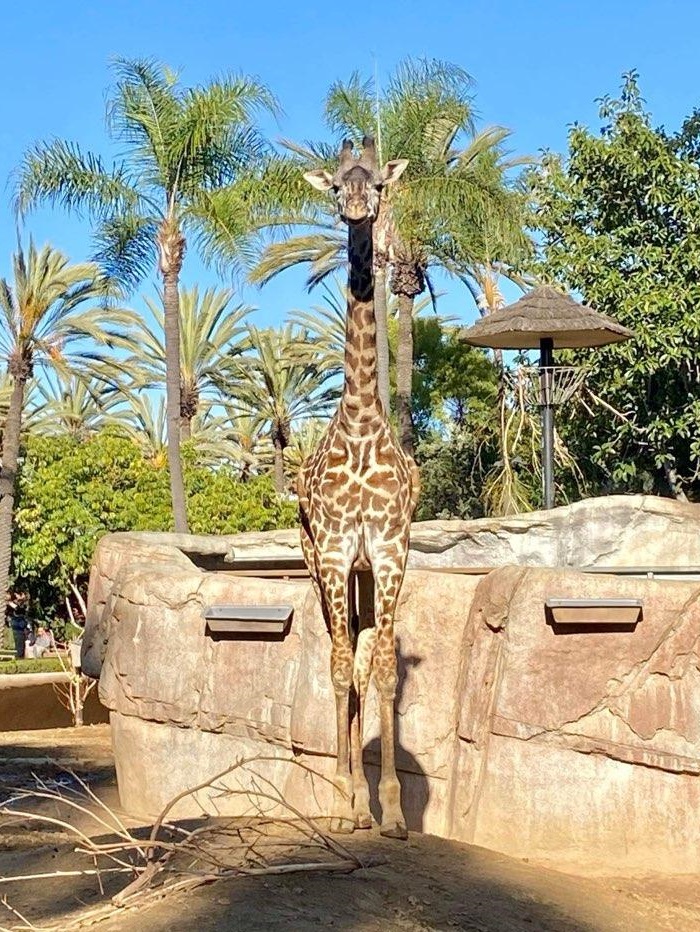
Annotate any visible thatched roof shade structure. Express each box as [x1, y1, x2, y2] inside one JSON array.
[[459, 285, 633, 510], [459, 285, 633, 350]]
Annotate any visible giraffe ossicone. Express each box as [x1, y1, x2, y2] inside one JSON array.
[[298, 137, 419, 839]]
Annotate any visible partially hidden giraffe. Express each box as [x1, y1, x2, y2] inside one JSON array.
[[298, 137, 420, 839]]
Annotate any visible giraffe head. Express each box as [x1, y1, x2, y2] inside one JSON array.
[[304, 137, 408, 223]]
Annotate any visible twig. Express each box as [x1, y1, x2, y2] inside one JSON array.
[[146, 752, 339, 855], [64, 769, 145, 858], [0, 869, 134, 885], [0, 807, 135, 872]]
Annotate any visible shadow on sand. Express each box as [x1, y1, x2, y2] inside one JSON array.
[[363, 639, 430, 833]]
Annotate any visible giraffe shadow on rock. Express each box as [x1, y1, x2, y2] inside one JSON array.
[[362, 639, 430, 833]]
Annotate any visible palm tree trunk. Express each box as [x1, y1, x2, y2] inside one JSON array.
[[272, 439, 285, 494], [0, 373, 26, 627], [396, 294, 415, 456], [180, 380, 198, 442], [373, 202, 391, 412], [374, 269, 390, 411], [158, 219, 189, 534]]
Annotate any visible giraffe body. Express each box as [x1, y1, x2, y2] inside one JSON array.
[[299, 138, 419, 838], [299, 410, 416, 573]]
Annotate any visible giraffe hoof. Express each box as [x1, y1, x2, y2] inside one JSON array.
[[380, 820, 407, 840], [330, 817, 355, 834], [355, 813, 373, 830]]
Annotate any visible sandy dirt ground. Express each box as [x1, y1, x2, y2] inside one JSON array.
[[0, 725, 699, 932]]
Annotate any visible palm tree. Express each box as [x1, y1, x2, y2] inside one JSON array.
[[129, 286, 251, 439], [326, 62, 531, 455], [248, 59, 532, 454], [230, 324, 339, 493], [28, 372, 124, 439], [224, 410, 272, 481], [0, 241, 136, 624], [15, 58, 277, 531], [288, 277, 346, 377], [284, 417, 330, 482], [116, 392, 169, 467]]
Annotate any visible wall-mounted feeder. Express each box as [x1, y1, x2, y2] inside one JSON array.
[[545, 598, 642, 631], [204, 604, 294, 637]]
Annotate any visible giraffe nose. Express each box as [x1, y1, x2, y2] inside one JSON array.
[[343, 199, 368, 221]]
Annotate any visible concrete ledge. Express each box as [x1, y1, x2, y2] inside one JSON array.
[[0, 673, 108, 731]]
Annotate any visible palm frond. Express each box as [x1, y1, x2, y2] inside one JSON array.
[[249, 231, 346, 288], [15, 140, 144, 219], [107, 57, 182, 187], [325, 72, 376, 141], [92, 213, 159, 292]]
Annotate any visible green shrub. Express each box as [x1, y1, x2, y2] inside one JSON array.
[[11, 432, 298, 626], [0, 657, 64, 675]]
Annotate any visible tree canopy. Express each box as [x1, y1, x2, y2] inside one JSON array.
[[530, 72, 700, 499]]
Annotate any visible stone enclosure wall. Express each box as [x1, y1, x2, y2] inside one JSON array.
[[85, 495, 700, 875]]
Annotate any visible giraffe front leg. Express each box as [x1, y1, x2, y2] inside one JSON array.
[[323, 571, 355, 834], [373, 572, 407, 840]]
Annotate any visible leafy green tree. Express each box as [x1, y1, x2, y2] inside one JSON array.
[[530, 72, 700, 498], [230, 324, 339, 492], [415, 428, 495, 521], [131, 286, 251, 438], [16, 58, 277, 531], [13, 432, 298, 624], [404, 317, 501, 520], [401, 316, 499, 440], [0, 241, 135, 625]]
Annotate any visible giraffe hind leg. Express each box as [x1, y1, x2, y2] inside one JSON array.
[[300, 512, 327, 625]]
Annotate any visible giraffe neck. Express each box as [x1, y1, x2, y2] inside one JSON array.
[[341, 220, 382, 431]]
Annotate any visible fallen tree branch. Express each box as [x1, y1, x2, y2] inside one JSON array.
[[0, 752, 384, 930]]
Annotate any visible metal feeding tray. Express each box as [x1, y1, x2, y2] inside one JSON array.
[[204, 604, 294, 636], [546, 598, 643, 628]]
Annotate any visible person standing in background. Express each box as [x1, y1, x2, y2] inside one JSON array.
[[8, 594, 31, 660]]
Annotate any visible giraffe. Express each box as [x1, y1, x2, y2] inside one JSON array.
[[298, 137, 420, 839]]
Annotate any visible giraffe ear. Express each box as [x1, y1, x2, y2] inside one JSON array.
[[381, 159, 408, 185], [303, 170, 335, 192]]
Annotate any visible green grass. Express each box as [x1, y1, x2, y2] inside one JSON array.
[[0, 657, 64, 675]]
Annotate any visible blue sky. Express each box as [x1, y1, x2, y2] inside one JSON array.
[[2, 0, 700, 331]]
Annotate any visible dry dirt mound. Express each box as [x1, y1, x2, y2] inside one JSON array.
[[0, 726, 698, 932]]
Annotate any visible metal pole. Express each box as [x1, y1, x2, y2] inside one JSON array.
[[540, 337, 555, 509]]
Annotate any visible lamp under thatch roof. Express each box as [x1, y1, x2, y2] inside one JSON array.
[[459, 285, 634, 509], [459, 285, 633, 350]]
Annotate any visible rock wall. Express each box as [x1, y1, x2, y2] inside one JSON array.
[[208, 494, 700, 568], [83, 494, 700, 680], [449, 566, 700, 873], [87, 495, 700, 874]]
